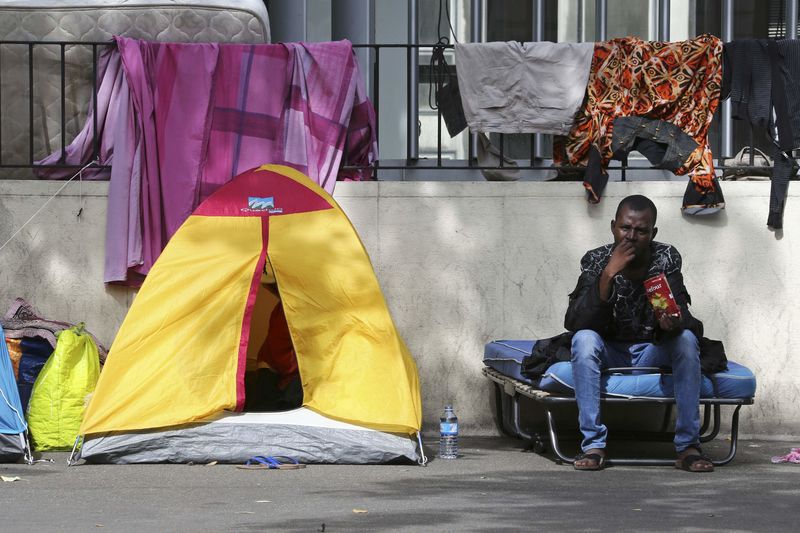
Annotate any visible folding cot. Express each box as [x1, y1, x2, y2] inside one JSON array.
[[483, 340, 756, 466]]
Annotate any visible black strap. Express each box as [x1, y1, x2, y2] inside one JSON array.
[[427, 0, 459, 111], [767, 40, 794, 151], [428, 38, 451, 111]]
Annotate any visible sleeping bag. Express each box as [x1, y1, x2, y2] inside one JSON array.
[[27, 324, 100, 450]]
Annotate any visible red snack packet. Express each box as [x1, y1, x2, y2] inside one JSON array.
[[643, 273, 681, 319]]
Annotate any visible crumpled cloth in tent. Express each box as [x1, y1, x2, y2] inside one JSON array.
[[37, 37, 378, 285], [4, 336, 52, 413], [1, 298, 108, 362]]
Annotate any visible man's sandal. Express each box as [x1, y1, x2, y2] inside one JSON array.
[[675, 453, 714, 473], [573, 452, 606, 471]]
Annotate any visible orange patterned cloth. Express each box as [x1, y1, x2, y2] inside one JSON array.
[[554, 34, 723, 202]]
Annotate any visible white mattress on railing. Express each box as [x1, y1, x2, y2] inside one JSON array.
[[0, 0, 270, 178], [0, 0, 270, 42]]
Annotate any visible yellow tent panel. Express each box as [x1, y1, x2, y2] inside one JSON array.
[[81, 165, 421, 436]]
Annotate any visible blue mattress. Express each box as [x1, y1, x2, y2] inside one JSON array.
[[483, 340, 756, 399]]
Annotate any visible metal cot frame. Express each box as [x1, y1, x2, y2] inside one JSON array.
[[482, 366, 754, 466]]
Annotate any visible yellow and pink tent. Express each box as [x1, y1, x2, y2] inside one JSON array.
[[77, 165, 422, 464]]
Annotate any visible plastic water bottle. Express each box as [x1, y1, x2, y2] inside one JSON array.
[[439, 405, 458, 459]]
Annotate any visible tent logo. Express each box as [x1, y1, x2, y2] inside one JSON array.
[[248, 196, 274, 210], [244, 196, 283, 214]]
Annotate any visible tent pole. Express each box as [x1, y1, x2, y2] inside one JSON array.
[[415, 432, 428, 466], [21, 432, 33, 465], [67, 435, 82, 466]]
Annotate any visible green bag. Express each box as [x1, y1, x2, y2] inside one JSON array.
[[27, 324, 100, 451]]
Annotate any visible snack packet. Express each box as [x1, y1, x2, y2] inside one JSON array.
[[643, 273, 681, 319]]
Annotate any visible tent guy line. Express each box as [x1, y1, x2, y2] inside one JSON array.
[[0, 159, 98, 256]]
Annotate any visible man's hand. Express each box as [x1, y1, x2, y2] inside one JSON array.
[[658, 313, 681, 332], [599, 241, 636, 301], [606, 241, 636, 277]]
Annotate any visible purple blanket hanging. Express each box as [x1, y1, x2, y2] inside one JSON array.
[[38, 38, 377, 285]]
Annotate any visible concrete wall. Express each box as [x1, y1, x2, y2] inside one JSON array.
[[1, 179, 798, 439]]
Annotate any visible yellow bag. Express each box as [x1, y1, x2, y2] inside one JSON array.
[[27, 324, 100, 450]]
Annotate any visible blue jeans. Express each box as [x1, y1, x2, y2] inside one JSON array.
[[570, 329, 701, 453]]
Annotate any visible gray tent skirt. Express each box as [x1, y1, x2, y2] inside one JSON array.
[[78, 409, 420, 465]]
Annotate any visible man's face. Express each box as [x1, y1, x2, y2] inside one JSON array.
[[611, 206, 657, 259]]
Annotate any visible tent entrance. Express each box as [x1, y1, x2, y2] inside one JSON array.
[[243, 262, 303, 413]]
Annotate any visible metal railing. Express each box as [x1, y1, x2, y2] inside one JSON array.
[[0, 39, 773, 181], [356, 42, 765, 182], [0, 40, 109, 174]]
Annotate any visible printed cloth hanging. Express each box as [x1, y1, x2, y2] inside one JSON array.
[[553, 34, 723, 204], [37, 38, 377, 285]]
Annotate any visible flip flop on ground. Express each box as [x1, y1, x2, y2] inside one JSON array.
[[573, 450, 606, 471], [675, 450, 714, 472], [237, 455, 307, 470]]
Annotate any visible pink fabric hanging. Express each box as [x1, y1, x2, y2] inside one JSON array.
[[37, 38, 377, 285]]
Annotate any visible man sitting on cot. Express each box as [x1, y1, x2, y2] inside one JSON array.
[[244, 263, 302, 412], [564, 194, 713, 472]]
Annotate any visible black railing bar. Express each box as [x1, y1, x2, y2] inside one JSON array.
[[28, 43, 34, 166], [467, 125, 474, 166], [352, 43, 454, 49], [499, 133, 505, 167], [60, 43, 66, 161], [339, 165, 531, 170], [340, 166, 530, 170], [340, 163, 556, 170], [373, 47, 380, 142], [0, 40, 113, 46], [530, 134, 535, 166], [0, 164, 111, 169], [621, 154, 627, 181], [373, 46, 380, 180], [0, 43, 4, 166], [437, 99, 442, 167], [92, 44, 99, 162], [405, 45, 412, 161], [340, 162, 766, 171], [0, 41, 446, 49]]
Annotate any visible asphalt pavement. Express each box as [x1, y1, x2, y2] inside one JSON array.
[[1, 436, 798, 532]]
